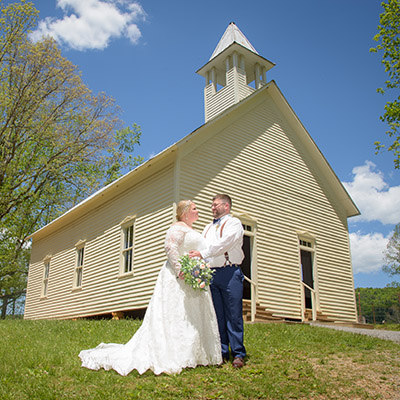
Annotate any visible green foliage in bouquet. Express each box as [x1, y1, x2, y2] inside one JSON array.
[[178, 255, 214, 290]]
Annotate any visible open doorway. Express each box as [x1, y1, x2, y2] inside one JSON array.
[[300, 249, 314, 309], [241, 234, 251, 300]]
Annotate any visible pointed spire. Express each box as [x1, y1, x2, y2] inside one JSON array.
[[197, 22, 275, 122], [210, 22, 258, 60]]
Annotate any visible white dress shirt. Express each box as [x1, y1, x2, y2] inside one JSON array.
[[201, 214, 244, 268]]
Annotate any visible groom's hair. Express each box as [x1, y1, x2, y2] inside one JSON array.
[[212, 194, 232, 208]]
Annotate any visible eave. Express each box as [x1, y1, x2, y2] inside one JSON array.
[[29, 79, 359, 242]]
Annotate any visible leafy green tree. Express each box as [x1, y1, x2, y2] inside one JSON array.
[[355, 283, 400, 323], [383, 223, 400, 276], [370, 0, 400, 169], [0, 1, 143, 317], [0, 226, 30, 319], [382, 282, 400, 323]]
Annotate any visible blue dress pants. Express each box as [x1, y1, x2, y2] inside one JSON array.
[[210, 265, 246, 359]]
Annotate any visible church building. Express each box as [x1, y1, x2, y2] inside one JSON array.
[[25, 23, 360, 323]]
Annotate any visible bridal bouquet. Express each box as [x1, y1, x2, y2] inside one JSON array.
[[178, 255, 214, 291]]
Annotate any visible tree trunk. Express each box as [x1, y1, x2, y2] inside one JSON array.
[[11, 298, 16, 316], [1, 296, 9, 319]]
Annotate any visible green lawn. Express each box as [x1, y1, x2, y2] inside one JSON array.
[[1, 319, 399, 399]]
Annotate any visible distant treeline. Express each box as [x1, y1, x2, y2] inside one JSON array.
[[355, 283, 400, 324]]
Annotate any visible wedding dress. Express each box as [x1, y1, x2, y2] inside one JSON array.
[[79, 224, 222, 375]]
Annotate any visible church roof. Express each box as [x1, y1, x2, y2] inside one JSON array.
[[210, 22, 258, 60], [197, 22, 274, 80]]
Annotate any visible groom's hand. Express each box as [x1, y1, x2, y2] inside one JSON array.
[[189, 250, 201, 259]]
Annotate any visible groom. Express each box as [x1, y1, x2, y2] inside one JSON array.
[[189, 194, 246, 368]]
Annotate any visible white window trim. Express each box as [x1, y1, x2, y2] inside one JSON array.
[[297, 231, 320, 312], [232, 211, 258, 268], [232, 211, 258, 235], [41, 256, 51, 298], [119, 216, 136, 277], [297, 231, 316, 251], [73, 240, 86, 290]]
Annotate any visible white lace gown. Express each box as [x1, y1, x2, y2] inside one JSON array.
[[78, 225, 222, 375]]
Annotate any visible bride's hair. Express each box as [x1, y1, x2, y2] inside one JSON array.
[[176, 200, 193, 221]]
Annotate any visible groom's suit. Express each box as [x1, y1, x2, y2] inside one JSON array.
[[201, 214, 246, 360]]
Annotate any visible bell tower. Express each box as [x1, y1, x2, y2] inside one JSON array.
[[197, 22, 275, 122]]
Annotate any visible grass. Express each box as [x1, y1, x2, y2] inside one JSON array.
[[373, 323, 400, 331], [0, 319, 399, 399]]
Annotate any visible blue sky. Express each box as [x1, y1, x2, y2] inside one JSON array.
[[11, 0, 400, 288]]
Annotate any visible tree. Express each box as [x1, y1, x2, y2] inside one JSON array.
[[383, 223, 400, 276], [0, 226, 30, 319], [370, 0, 400, 169], [0, 1, 143, 317], [355, 284, 400, 324]]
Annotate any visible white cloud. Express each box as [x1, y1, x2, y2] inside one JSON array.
[[29, 0, 146, 50], [342, 161, 400, 275], [350, 231, 389, 274], [343, 161, 400, 225]]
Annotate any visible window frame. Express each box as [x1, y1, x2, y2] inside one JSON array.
[[73, 240, 86, 290], [297, 231, 320, 314], [120, 216, 136, 276], [41, 257, 51, 298]]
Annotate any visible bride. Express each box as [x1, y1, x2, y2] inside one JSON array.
[[79, 200, 222, 375]]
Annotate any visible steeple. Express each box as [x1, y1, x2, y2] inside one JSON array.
[[197, 22, 275, 122], [209, 22, 257, 60]]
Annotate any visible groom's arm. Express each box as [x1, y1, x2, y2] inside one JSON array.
[[188, 223, 211, 259], [201, 218, 243, 259]]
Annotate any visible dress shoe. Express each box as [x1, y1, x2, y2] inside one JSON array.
[[232, 357, 244, 368]]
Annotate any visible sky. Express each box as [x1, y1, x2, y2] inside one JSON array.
[[7, 0, 399, 288]]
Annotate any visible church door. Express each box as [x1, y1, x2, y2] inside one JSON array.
[[241, 232, 252, 300], [300, 249, 314, 309]]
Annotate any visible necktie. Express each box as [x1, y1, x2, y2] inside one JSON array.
[[213, 218, 220, 224]]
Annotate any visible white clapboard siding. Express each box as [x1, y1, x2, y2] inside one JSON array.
[[26, 71, 357, 322], [25, 165, 175, 319], [205, 83, 235, 122], [205, 68, 255, 122], [179, 91, 356, 321], [237, 68, 255, 100]]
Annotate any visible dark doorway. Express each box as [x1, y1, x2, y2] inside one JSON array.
[[241, 235, 251, 300], [300, 250, 314, 309]]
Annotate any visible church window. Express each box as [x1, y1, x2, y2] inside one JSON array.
[[120, 220, 135, 275], [42, 259, 50, 298], [74, 246, 85, 288]]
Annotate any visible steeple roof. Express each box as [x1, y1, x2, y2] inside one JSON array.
[[197, 22, 275, 82], [210, 22, 258, 60]]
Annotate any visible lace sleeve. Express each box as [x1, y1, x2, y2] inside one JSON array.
[[164, 226, 186, 275]]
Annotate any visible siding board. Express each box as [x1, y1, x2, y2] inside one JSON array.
[[179, 95, 356, 322], [26, 78, 357, 323], [25, 165, 174, 319]]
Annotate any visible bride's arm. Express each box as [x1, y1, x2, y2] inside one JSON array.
[[164, 226, 186, 276]]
